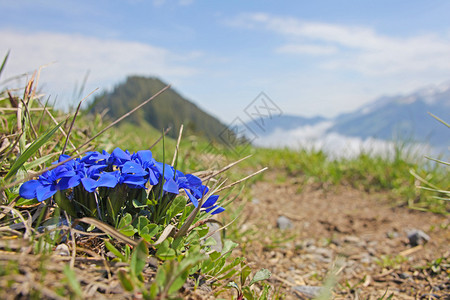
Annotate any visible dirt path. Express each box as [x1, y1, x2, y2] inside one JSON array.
[[235, 174, 449, 299]]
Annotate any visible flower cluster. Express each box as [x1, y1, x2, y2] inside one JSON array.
[[20, 148, 224, 215]]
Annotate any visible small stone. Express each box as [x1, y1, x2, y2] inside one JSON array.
[[407, 229, 430, 246], [251, 198, 260, 204], [293, 285, 323, 298], [277, 216, 293, 230], [54, 244, 70, 256], [398, 273, 411, 279], [206, 221, 223, 253], [343, 235, 361, 244], [386, 231, 399, 239]]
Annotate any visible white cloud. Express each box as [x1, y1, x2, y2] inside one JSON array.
[[178, 0, 194, 6], [0, 30, 199, 107], [228, 13, 450, 76], [152, 0, 194, 7], [253, 122, 434, 160], [276, 44, 337, 55]]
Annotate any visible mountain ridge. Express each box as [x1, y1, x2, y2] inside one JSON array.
[[88, 76, 232, 142], [243, 83, 450, 149]]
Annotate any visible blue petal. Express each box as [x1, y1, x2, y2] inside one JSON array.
[[36, 184, 57, 202], [155, 162, 174, 180], [184, 189, 199, 207], [111, 148, 131, 164], [122, 174, 147, 188], [58, 175, 82, 190], [148, 170, 159, 185], [202, 195, 219, 208], [135, 150, 153, 163], [163, 178, 179, 194], [186, 174, 202, 187], [80, 151, 108, 165], [122, 161, 147, 176], [96, 173, 119, 188], [193, 185, 209, 199], [57, 154, 71, 163], [81, 177, 98, 193], [19, 180, 40, 199], [205, 205, 225, 215]]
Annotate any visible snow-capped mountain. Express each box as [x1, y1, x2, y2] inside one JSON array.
[[242, 83, 450, 156], [330, 83, 450, 148]]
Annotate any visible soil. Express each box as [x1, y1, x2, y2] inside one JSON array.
[[234, 172, 450, 299]]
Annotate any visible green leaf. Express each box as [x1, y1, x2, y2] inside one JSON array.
[[156, 239, 176, 260], [221, 239, 238, 255], [138, 223, 160, 242], [165, 196, 186, 222], [54, 190, 77, 217], [168, 269, 189, 295], [149, 282, 159, 298], [209, 251, 221, 261], [63, 265, 83, 298], [5, 120, 65, 181], [212, 257, 226, 276], [130, 241, 149, 277], [202, 236, 217, 247], [227, 281, 240, 293], [249, 268, 271, 286], [217, 269, 238, 281], [117, 213, 136, 236], [15, 197, 39, 206], [155, 261, 169, 288], [118, 269, 135, 291], [242, 286, 254, 300], [169, 253, 205, 294], [217, 257, 243, 277], [23, 153, 55, 171], [259, 284, 271, 300], [132, 198, 147, 208], [136, 215, 149, 231], [200, 259, 216, 274], [240, 264, 252, 286], [118, 226, 136, 237], [105, 240, 126, 261]]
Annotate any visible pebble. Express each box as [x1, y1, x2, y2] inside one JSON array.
[[54, 244, 70, 256], [277, 216, 293, 230], [251, 198, 260, 204], [343, 235, 361, 244], [206, 221, 223, 253], [386, 230, 400, 239], [292, 285, 323, 298], [407, 229, 430, 246]]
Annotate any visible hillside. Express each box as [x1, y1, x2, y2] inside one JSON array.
[[88, 76, 231, 141]]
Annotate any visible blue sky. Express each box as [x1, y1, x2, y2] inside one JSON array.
[[1, 0, 450, 122]]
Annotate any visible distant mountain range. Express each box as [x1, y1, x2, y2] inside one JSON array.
[[88, 76, 232, 142], [243, 83, 450, 151]]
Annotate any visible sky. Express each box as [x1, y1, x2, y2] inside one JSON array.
[[1, 0, 450, 123]]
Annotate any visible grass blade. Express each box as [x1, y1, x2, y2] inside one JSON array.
[[0, 50, 9, 79], [4, 120, 65, 181]]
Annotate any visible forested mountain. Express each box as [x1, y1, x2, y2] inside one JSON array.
[[88, 76, 230, 141]]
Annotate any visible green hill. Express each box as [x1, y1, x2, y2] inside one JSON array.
[[88, 76, 231, 141]]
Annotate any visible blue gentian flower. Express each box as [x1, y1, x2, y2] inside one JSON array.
[[18, 147, 225, 215], [184, 188, 224, 215], [19, 165, 76, 201]]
